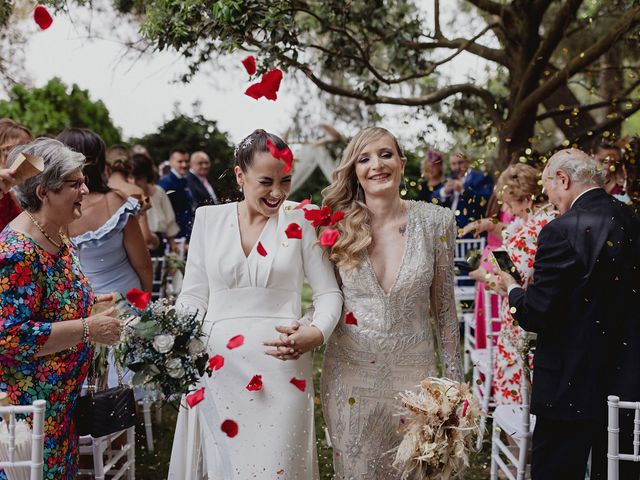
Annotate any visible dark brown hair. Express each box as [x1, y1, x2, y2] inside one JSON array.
[[234, 129, 289, 172], [131, 153, 156, 183], [57, 128, 110, 193]]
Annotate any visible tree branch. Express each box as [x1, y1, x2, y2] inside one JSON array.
[[401, 34, 506, 65], [516, 0, 583, 104], [568, 99, 640, 146], [510, 6, 640, 131], [278, 55, 503, 125], [466, 0, 506, 16]]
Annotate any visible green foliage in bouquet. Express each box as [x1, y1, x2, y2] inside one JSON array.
[[114, 289, 208, 399]]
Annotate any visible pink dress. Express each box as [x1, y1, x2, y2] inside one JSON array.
[[492, 204, 557, 405], [473, 209, 515, 348]]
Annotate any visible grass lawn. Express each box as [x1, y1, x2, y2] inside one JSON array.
[[134, 284, 492, 478]]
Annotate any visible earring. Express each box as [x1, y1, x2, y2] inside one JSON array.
[[356, 182, 362, 200], [401, 175, 408, 196]]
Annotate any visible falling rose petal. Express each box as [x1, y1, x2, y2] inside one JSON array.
[[319, 228, 340, 247], [348, 397, 356, 406], [244, 68, 283, 101], [186, 387, 205, 408], [226, 335, 245, 350], [303, 206, 332, 227], [126, 288, 151, 309], [241, 55, 257, 76], [294, 199, 311, 210], [265, 138, 294, 174], [277, 469, 285, 475], [246, 374, 263, 391], [257, 241, 267, 257], [290, 377, 306, 392], [462, 399, 469, 417], [207, 354, 225, 371], [221, 419, 239, 438], [33, 5, 53, 30], [285, 222, 302, 239], [329, 210, 345, 226], [344, 311, 358, 326]]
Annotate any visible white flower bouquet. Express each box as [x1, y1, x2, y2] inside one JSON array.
[[393, 377, 481, 480], [113, 289, 209, 399]]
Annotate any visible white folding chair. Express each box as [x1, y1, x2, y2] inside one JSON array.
[[78, 427, 135, 480], [151, 257, 166, 301], [471, 288, 498, 449], [490, 346, 535, 480], [454, 238, 486, 306], [0, 399, 46, 480], [174, 238, 187, 260], [607, 395, 640, 479]]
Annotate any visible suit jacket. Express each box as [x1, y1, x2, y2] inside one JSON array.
[[509, 188, 640, 421], [186, 172, 217, 208], [440, 168, 493, 231], [158, 172, 195, 239]]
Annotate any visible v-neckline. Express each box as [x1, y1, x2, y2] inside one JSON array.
[[364, 201, 412, 297], [234, 202, 273, 259]]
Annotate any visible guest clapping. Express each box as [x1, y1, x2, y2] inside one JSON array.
[[0, 138, 121, 479], [0, 119, 32, 230]]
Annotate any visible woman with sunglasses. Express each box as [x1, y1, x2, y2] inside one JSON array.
[[0, 138, 122, 480]]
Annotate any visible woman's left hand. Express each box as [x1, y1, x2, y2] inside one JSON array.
[[263, 322, 324, 360]]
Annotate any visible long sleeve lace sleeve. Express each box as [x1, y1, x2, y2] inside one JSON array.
[[430, 209, 463, 381]]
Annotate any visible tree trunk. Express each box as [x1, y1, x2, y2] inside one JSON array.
[[599, 46, 624, 140]]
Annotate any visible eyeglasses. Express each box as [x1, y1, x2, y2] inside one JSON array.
[[63, 176, 88, 190]]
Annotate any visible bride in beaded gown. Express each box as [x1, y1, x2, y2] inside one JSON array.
[[319, 128, 463, 479]]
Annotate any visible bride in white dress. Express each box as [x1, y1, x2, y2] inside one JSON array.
[[168, 129, 343, 479]]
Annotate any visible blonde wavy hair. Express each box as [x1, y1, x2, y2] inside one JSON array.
[[321, 127, 405, 270], [495, 163, 546, 205]]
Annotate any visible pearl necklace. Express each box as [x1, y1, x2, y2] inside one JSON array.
[[25, 211, 63, 249]]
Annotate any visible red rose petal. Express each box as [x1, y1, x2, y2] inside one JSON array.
[[266, 138, 294, 174], [125, 288, 151, 309], [33, 5, 53, 30], [246, 374, 263, 391], [462, 399, 469, 417], [329, 210, 345, 226], [285, 222, 302, 239], [186, 387, 205, 408], [207, 354, 225, 371], [344, 311, 358, 325], [221, 419, 238, 438], [257, 241, 267, 257], [303, 206, 332, 227], [244, 68, 283, 101], [241, 55, 257, 76], [319, 228, 340, 247], [226, 335, 245, 350], [294, 199, 311, 210], [290, 377, 306, 392]]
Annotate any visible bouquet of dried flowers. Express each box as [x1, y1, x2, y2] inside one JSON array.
[[393, 377, 480, 480]]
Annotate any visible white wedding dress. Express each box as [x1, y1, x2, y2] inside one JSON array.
[[168, 201, 342, 479]]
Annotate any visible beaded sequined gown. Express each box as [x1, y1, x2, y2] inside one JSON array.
[[321, 201, 463, 479]]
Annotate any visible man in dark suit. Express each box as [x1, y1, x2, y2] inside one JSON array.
[[437, 151, 493, 233], [158, 148, 195, 240], [187, 151, 218, 207], [498, 148, 640, 480]]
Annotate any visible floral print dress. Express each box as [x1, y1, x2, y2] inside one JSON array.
[[492, 204, 557, 405], [0, 227, 94, 480]]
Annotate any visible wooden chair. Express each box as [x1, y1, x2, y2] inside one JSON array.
[[0, 398, 46, 480]]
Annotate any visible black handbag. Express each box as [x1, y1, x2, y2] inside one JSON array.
[[75, 354, 137, 438]]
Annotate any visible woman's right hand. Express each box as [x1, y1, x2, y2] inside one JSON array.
[[87, 307, 122, 345]]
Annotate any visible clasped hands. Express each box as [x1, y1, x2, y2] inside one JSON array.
[[443, 178, 464, 195], [263, 322, 324, 361]]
